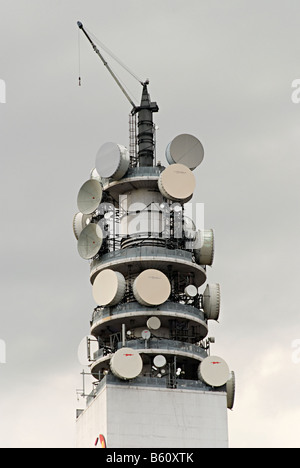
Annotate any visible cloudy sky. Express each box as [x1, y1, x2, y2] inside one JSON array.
[[0, 0, 300, 448]]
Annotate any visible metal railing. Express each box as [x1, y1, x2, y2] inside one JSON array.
[[91, 301, 205, 325], [93, 338, 207, 361], [85, 374, 223, 405], [91, 245, 193, 270]]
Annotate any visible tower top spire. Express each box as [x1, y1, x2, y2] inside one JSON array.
[[134, 81, 159, 167]]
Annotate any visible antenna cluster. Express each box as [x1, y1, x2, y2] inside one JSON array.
[[74, 22, 235, 410]]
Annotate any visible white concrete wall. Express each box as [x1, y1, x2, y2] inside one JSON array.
[[76, 385, 107, 448], [76, 383, 228, 448]]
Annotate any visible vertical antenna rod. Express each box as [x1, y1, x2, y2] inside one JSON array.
[[134, 82, 159, 167]]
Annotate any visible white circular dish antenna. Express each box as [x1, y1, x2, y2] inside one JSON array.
[[133, 269, 171, 306], [77, 179, 103, 215], [110, 347, 143, 381], [166, 134, 204, 170], [96, 142, 130, 180], [203, 283, 220, 320], [158, 164, 195, 202], [153, 355, 167, 368], [92, 269, 126, 306], [185, 284, 198, 297], [198, 355, 230, 387], [73, 212, 92, 240], [129, 326, 169, 339], [77, 335, 98, 366], [77, 223, 103, 259], [226, 371, 236, 410], [147, 316, 161, 331], [90, 167, 102, 182], [141, 330, 151, 340], [194, 229, 215, 266], [73, 212, 84, 240]]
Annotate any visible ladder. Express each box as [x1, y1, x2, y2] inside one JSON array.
[[129, 113, 138, 167]]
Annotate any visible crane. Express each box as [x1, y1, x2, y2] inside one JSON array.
[[77, 21, 159, 166], [77, 21, 146, 113]]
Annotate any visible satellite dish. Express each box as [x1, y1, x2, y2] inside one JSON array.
[[133, 269, 171, 306], [198, 355, 230, 387], [226, 371, 236, 410], [166, 134, 204, 170], [96, 142, 130, 180], [194, 230, 215, 266], [77, 179, 103, 215], [147, 316, 161, 331], [73, 212, 92, 240], [203, 283, 220, 320], [77, 335, 98, 366], [130, 326, 169, 339], [141, 330, 151, 340], [184, 284, 198, 297], [90, 167, 102, 182], [92, 269, 126, 306], [153, 355, 167, 368], [110, 347, 143, 380], [77, 223, 103, 259], [158, 164, 195, 202], [73, 212, 84, 240]]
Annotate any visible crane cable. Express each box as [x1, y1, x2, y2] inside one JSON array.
[[78, 24, 144, 105], [84, 26, 144, 86]]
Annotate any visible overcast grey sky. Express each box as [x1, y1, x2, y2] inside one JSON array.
[[0, 0, 300, 448]]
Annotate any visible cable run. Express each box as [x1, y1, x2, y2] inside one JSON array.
[[84, 26, 144, 85]]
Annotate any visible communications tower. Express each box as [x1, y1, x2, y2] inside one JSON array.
[[74, 23, 235, 448]]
